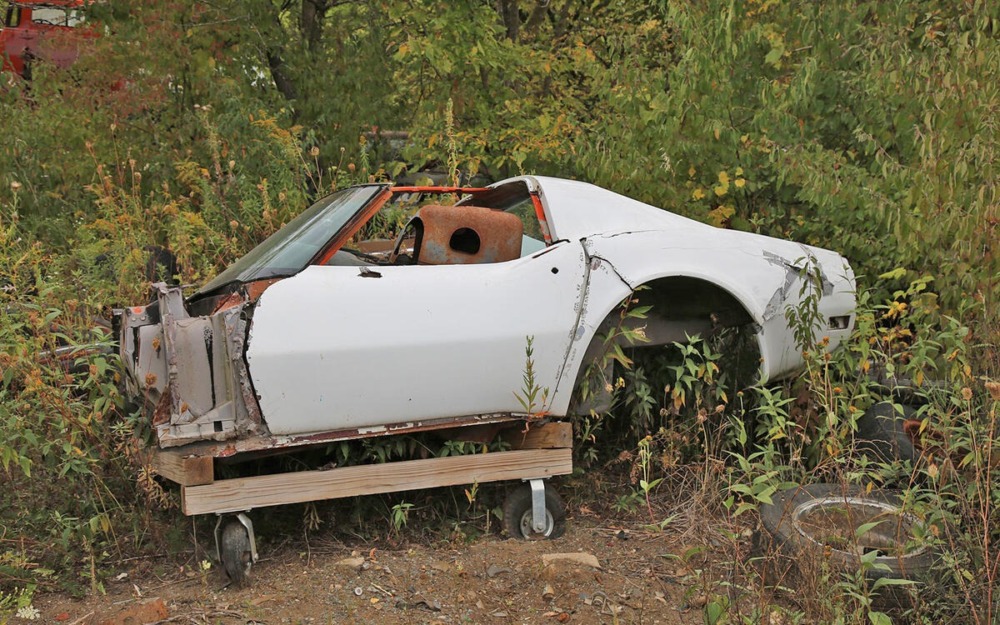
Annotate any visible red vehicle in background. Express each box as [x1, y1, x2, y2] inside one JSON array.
[[1, 0, 91, 78]]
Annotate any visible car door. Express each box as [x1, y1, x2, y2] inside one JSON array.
[[245, 241, 590, 436]]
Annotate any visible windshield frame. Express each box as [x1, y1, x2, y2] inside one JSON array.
[[196, 184, 390, 296]]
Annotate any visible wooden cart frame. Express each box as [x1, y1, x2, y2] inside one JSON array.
[[141, 421, 574, 581]]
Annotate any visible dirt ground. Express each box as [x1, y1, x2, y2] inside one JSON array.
[[33, 505, 736, 625]]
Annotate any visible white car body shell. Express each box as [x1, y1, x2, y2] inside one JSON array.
[[244, 176, 855, 436]]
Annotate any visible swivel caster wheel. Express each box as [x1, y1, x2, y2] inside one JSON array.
[[503, 480, 566, 540], [215, 513, 258, 586]]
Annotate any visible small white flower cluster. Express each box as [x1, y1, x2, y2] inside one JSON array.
[[15, 605, 40, 621]]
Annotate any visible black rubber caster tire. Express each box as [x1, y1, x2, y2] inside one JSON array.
[[220, 520, 253, 586], [502, 484, 566, 540]]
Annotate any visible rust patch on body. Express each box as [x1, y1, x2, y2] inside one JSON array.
[[152, 390, 172, 426]]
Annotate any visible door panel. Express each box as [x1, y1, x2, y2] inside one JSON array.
[[246, 241, 589, 435]]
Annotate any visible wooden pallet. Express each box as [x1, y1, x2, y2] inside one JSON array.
[[143, 421, 573, 516]]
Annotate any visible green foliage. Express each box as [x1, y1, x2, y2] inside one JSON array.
[[0, 202, 137, 599], [390, 502, 415, 535], [572, 292, 651, 465], [514, 336, 550, 417], [713, 274, 998, 623], [4, 0, 996, 325], [580, 264, 997, 622], [0, 581, 40, 624], [634, 435, 664, 523]]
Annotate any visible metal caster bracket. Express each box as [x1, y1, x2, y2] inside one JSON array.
[[214, 511, 259, 564], [527, 478, 547, 534]]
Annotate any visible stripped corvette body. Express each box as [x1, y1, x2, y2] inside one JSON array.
[[118, 176, 856, 453]]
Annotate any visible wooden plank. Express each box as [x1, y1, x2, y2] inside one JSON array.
[[502, 421, 573, 450], [148, 448, 214, 486], [181, 448, 571, 516]]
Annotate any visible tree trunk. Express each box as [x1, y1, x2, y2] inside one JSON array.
[[267, 50, 298, 103], [497, 0, 520, 42], [302, 0, 329, 52]]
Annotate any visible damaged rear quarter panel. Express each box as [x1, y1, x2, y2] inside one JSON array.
[[553, 229, 856, 399]]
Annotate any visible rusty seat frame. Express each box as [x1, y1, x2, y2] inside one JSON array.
[[398, 204, 524, 266]]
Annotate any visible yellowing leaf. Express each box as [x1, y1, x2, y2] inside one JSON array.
[[878, 267, 908, 280], [692, 188, 706, 200], [639, 19, 660, 34], [717, 171, 730, 184], [707, 205, 735, 227]]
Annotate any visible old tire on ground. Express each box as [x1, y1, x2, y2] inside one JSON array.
[[758, 484, 936, 607], [503, 484, 566, 540], [220, 520, 253, 586], [857, 402, 920, 464]]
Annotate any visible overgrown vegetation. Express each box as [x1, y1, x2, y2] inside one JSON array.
[[593, 275, 998, 623], [0, 0, 997, 622]]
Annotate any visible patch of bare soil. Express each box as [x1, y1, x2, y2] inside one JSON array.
[[34, 513, 725, 625]]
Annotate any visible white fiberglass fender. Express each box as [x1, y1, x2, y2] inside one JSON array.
[[245, 241, 589, 436], [545, 229, 856, 415]]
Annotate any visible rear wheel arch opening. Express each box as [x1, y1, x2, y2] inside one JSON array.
[[569, 275, 762, 416]]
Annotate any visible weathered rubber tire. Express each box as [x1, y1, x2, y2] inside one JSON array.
[[502, 484, 566, 540], [758, 484, 936, 606], [220, 520, 253, 586], [857, 402, 919, 464]]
